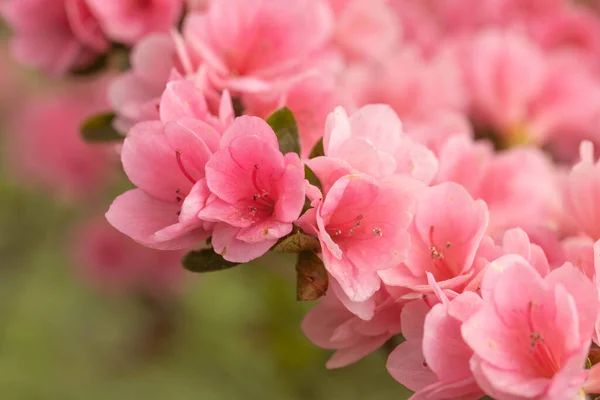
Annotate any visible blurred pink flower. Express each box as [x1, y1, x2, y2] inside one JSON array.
[[0, 0, 108, 74], [182, 0, 334, 95], [86, 0, 183, 45], [73, 216, 185, 295], [5, 77, 116, 200]]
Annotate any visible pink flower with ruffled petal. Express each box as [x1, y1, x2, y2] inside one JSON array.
[[387, 275, 485, 400], [0, 0, 108, 75], [107, 79, 232, 250], [302, 283, 403, 369], [85, 0, 183, 45], [182, 0, 334, 95], [462, 257, 598, 400], [379, 182, 488, 297], [197, 116, 305, 262], [296, 169, 419, 302], [320, 105, 438, 184]]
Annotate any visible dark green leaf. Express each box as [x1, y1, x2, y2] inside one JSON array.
[[295, 251, 328, 301], [272, 230, 320, 253], [308, 137, 324, 159], [266, 107, 301, 156], [69, 53, 109, 76], [182, 248, 240, 273], [232, 97, 245, 118], [81, 113, 123, 142], [304, 165, 321, 189]]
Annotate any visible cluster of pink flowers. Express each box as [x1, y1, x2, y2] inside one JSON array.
[[7, 0, 600, 398]]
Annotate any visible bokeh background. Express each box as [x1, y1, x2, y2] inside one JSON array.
[[0, 29, 411, 400]]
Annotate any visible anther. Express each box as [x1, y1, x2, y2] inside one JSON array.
[[176, 196, 182, 202]]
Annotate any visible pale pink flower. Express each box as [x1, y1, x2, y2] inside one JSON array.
[[433, 134, 494, 195], [387, 276, 485, 400], [72, 216, 185, 295], [109, 33, 177, 132], [197, 116, 305, 262], [320, 105, 438, 184], [379, 182, 488, 297], [5, 78, 116, 200], [564, 141, 600, 240], [343, 46, 467, 124], [85, 0, 183, 45], [475, 147, 561, 237], [328, 0, 400, 61], [0, 0, 109, 75], [296, 170, 419, 302], [302, 284, 403, 369], [182, 0, 334, 95], [462, 257, 598, 400]]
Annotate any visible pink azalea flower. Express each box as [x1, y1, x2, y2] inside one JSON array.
[[197, 116, 305, 262], [379, 182, 488, 297], [564, 141, 600, 240], [72, 216, 185, 296], [343, 46, 467, 124], [85, 0, 183, 45], [182, 0, 334, 95], [462, 257, 598, 400], [109, 33, 178, 132], [387, 276, 485, 400], [0, 0, 109, 75], [319, 104, 438, 184], [475, 147, 561, 237], [328, 0, 400, 61], [296, 171, 419, 302], [5, 77, 116, 200], [302, 284, 403, 369], [106, 80, 231, 250]]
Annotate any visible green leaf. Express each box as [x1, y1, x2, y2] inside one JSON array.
[[272, 230, 320, 253], [81, 113, 123, 142], [232, 97, 245, 118], [182, 249, 240, 273], [304, 165, 321, 189], [266, 107, 301, 156], [308, 137, 324, 159], [69, 53, 109, 76], [295, 251, 328, 301]]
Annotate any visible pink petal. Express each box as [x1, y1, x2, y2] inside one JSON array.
[[211, 223, 277, 262], [121, 121, 194, 202], [106, 189, 207, 250]]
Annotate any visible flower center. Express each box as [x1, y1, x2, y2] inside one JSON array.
[[428, 225, 454, 281], [526, 301, 562, 378], [248, 164, 275, 217]]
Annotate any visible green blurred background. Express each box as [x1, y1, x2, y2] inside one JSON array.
[[0, 40, 411, 400]]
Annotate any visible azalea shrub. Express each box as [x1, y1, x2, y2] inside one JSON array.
[[5, 0, 600, 399]]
